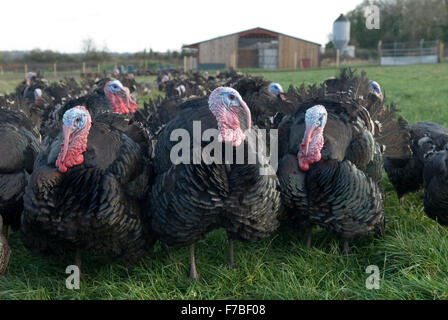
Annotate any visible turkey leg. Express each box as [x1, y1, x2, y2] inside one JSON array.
[[343, 240, 351, 255], [304, 228, 313, 248], [189, 244, 200, 281]]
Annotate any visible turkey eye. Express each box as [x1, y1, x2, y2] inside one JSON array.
[[229, 94, 235, 100]]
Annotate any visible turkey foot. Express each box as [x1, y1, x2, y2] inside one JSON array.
[[343, 240, 351, 255], [189, 244, 200, 281]]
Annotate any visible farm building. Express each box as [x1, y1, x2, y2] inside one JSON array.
[[183, 27, 321, 70]]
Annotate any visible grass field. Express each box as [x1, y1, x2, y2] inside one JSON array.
[[1, 64, 448, 300]]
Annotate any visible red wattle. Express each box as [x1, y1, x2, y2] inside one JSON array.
[[55, 117, 91, 173]]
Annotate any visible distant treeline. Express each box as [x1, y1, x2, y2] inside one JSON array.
[[327, 0, 448, 48], [0, 48, 194, 64]]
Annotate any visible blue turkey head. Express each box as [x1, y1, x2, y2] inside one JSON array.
[[268, 83, 285, 101]]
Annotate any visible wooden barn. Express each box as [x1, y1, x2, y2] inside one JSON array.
[[183, 27, 321, 70]]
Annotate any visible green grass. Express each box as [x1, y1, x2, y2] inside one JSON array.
[[1, 63, 448, 300]]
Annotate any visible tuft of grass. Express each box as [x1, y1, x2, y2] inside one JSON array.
[[1, 63, 448, 299]]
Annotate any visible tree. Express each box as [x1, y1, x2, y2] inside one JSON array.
[[81, 37, 97, 54], [346, 0, 448, 48], [80, 38, 111, 62]]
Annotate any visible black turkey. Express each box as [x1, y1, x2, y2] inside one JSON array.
[[277, 70, 410, 253], [137, 95, 202, 137], [0, 108, 41, 234], [422, 146, 448, 225], [0, 215, 10, 278], [385, 122, 448, 201], [228, 76, 290, 129], [148, 87, 280, 280], [44, 78, 82, 105], [67, 79, 137, 115], [21, 106, 154, 267], [41, 79, 138, 139], [17, 72, 48, 105], [21, 88, 57, 131]]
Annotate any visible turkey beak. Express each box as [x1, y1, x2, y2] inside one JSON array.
[[278, 92, 286, 101], [60, 123, 74, 163], [238, 97, 251, 132], [300, 124, 314, 156]]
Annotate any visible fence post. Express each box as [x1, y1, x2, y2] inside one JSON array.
[[184, 56, 187, 72], [336, 49, 340, 68], [82, 62, 86, 73], [377, 40, 382, 65], [230, 51, 237, 69], [0, 65, 3, 75], [53, 63, 57, 77], [188, 56, 193, 70], [438, 41, 444, 63], [97, 63, 101, 73], [24, 64, 28, 75], [294, 52, 298, 69]]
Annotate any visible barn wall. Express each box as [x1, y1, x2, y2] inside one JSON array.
[[199, 35, 238, 67], [278, 36, 320, 69]]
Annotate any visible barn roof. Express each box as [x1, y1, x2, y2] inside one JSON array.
[[183, 27, 321, 48]]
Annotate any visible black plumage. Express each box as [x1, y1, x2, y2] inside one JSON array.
[[384, 120, 448, 225], [422, 147, 448, 225], [385, 122, 448, 200], [228, 76, 289, 129], [0, 108, 41, 232], [148, 88, 280, 279], [21, 110, 155, 263], [277, 69, 409, 252], [0, 215, 11, 278]]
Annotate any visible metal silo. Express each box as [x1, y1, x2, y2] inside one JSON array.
[[332, 14, 350, 66], [332, 14, 350, 50]]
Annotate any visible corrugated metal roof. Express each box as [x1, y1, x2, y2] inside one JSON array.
[[183, 27, 321, 48]]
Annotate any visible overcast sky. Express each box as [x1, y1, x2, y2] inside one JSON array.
[[1, 0, 363, 53]]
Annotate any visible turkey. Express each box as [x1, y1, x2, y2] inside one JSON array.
[[148, 87, 280, 280], [228, 76, 290, 129], [422, 145, 448, 225], [40, 79, 137, 139], [43, 78, 82, 105], [22, 88, 57, 131], [137, 95, 203, 137], [384, 122, 448, 202], [277, 70, 410, 253], [0, 215, 10, 278], [0, 108, 41, 235], [66, 79, 137, 115], [21, 106, 155, 267], [17, 72, 48, 105]]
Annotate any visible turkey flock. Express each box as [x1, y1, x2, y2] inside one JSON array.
[[0, 67, 446, 281]]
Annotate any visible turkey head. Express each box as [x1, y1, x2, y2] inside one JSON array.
[[208, 87, 251, 147], [297, 105, 327, 171], [56, 106, 92, 173], [104, 80, 138, 114]]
